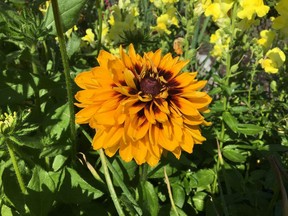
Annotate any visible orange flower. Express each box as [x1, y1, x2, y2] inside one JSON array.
[[74, 44, 212, 166]]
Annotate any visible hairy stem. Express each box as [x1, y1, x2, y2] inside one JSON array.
[[7, 139, 27, 195], [51, 0, 76, 157]]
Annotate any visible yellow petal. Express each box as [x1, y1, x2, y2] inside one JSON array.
[[119, 142, 133, 162], [103, 127, 123, 148]]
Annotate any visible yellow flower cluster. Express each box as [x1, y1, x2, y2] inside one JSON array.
[[151, 7, 179, 35]]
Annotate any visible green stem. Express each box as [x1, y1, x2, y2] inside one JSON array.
[[139, 163, 148, 182], [96, 0, 104, 55], [79, 126, 142, 215], [99, 149, 125, 216], [247, 51, 256, 107], [164, 166, 179, 216], [30, 43, 41, 115], [51, 0, 76, 157], [6, 139, 27, 195]]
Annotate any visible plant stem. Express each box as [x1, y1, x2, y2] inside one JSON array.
[[164, 166, 179, 216], [51, 0, 76, 157], [96, 0, 104, 55], [99, 149, 125, 216], [6, 139, 27, 195]]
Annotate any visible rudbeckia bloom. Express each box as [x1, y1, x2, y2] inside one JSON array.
[[74, 44, 212, 166]]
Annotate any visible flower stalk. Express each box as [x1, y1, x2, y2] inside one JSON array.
[[6, 139, 27, 195], [164, 166, 179, 216], [51, 0, 76, 156], [99, 149, 125, 216]]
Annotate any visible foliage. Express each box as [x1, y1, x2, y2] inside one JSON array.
[[0, 0, 287, 215]]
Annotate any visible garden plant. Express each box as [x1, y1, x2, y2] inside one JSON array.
[[0, 0, 288, 215]]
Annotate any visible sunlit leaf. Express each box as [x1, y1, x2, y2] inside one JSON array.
[[43, 0, 87, 35]]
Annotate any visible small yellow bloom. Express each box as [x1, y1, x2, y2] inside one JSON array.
[[257, 30, 275, 50], [259, 47, 286, 74], [81, 28, 95, 47], [150, 0, 179, 8], [237, 0, 269, 20], [39, 1, 50, 15], [151, 7, 179, 34], [204, 0, 233, 23], [209, 29, 230, 59], [65, 25, 78, 38]]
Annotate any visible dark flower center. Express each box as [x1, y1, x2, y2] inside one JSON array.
[[140, 77, 162, 96]]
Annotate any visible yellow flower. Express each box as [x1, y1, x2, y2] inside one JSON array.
[[65, 25, 78, 38], [151, 7, 179, 34], [81, 28, 95, 47], [74, 44, 212, 166], [39, 1, 50, 15], [257, 30, 275, 50], [209, 29, 230, 59], [259, 47, 286, 74], [150, 0, 179, 8], [204, 0, 233, 24], [237, 0, 269, 20]]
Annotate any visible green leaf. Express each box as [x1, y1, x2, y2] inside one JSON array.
[[44, 103, 70, 140], [43, 0, 87, 35], [194, 169, 215, 189], [148, 163, 177, 179], [170, 206, 188, 216], [222, 111, 238, 133], [230, 106, 249, 113], [192, 191, 207, 211], [139, 181, 159, 216], [110, 157, 137, 187], [66, 32, 81, 58], [1, 205, 18, 216], [57, 168, 104, 204], [222, 147, 247, 163], [237, 123, 264, 135], [26, 166, 56, 216], [171, 184, 185, 208], [52, 155, 68, 171]]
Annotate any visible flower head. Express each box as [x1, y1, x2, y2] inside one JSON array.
[[81, 28, 96, 47], [259, 47, 286, 74], [0, 112, 17, 136], [210, 28, 230, 60], [237, 0, 269, 20], [74, 44, 212, 166]]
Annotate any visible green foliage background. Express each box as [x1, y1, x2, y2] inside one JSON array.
[[0, 0, 287, 215]]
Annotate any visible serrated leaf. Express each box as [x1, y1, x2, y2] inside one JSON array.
[[67, 167, 104, 200], [237, 123, 264, 135], [44, 103, 70, 140], [223, 111, 238, 133], [26, 166, 56, 216], [43, 0, 87, 35]]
